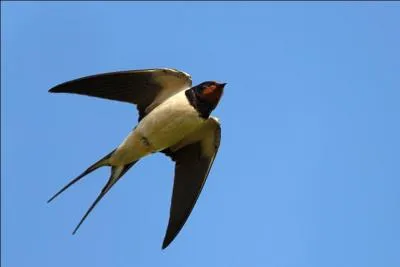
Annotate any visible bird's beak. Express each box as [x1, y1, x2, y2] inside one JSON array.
[[218, 83, 227, 89]]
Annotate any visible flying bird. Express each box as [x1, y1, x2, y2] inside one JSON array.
[[47, 68, 225, 249]]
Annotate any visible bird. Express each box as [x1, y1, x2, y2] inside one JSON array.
[[47, 68, 226, 249]]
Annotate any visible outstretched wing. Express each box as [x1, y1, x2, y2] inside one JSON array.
[[162, 117, 221, 249], [49, 68, 192, 120]]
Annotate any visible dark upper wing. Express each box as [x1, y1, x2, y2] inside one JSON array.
[[162, 117, 221, 249], [49, 68, 192, 120]]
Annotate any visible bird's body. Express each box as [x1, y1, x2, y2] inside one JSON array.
[[112, 90, 204, 165], [47, 68, 226, 249]]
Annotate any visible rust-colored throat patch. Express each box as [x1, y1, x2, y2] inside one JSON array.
[[200, 83, 225, 106]]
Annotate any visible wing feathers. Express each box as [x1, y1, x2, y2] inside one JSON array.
[[49, 68, 192, 121], [162, 117, 221, 249]]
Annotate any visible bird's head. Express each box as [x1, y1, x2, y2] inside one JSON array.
[[193, 81, 226, 109]]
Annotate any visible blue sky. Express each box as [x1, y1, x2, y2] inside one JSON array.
[[2, 2, 400, 267]]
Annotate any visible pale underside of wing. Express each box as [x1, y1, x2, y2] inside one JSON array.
[[49, 68, 192, 120], [162, 117, 221, 249]]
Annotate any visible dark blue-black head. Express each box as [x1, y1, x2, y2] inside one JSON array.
[[192, 81, 226, 107], [186, 81, 226, 118]]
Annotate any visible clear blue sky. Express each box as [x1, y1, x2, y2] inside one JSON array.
[[2, 2, 400, 267]]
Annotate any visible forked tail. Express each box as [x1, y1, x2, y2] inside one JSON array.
[[48, 150, 138, 234], [47, 150, 116, 203]]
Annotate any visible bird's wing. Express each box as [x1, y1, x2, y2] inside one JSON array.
[[161, 117, 221, 249], [49, 68, 192, 121]]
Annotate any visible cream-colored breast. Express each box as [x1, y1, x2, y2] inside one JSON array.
[[135, 91, 204, 150], [110, 92, 206, 165], [111, 91, 204, 165]]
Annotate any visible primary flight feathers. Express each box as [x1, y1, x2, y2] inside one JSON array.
[[49, 68, 193, 121]]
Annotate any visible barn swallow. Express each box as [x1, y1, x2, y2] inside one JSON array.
[[47, 68, 225, 249]]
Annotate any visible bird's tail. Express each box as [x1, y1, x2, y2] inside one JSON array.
[[47, 150, 138, 234]]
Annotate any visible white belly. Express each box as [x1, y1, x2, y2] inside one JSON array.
[[136, 91, 204, 150], [110, 91, 204, 165]]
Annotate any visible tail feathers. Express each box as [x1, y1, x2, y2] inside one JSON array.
[[47, 150, 115, 203], [72, 161, 137, 234]]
